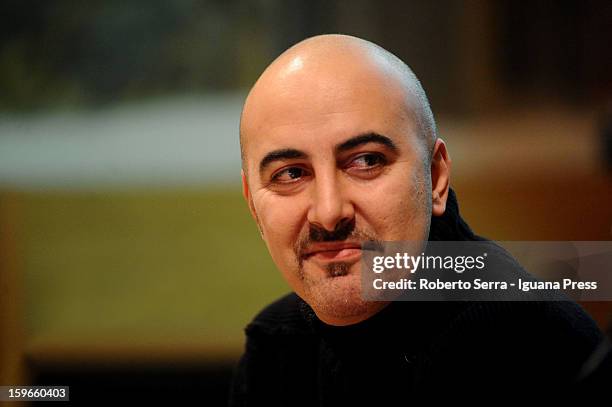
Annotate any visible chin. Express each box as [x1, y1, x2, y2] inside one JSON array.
[[302, 265, 384, 326]]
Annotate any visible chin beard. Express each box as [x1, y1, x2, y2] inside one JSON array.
[[326, 262, 350, 277]]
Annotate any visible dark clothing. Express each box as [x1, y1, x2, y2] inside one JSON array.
[[229, 189, 608, 405]]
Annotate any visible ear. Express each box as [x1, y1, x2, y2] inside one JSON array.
[[430, 138, 451, 217], [241, 169, 258, 222], [242, 169, 265, 238]]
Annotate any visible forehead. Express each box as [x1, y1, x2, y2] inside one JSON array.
[[241, 63, 417, 171]]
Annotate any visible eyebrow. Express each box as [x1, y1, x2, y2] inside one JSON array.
[[335, 132, 398, 155], [258, 132, 398, 175]]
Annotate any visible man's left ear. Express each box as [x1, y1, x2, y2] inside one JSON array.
[[241, 169, 265, 238], [430, 138, 451, 217]]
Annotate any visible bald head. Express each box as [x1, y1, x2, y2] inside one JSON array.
[[239, 34, 437, 170]]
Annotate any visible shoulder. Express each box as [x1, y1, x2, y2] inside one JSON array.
[[440, 300, 603, 374], [231, 293, 321, 406], [412, 300, 605, 393], [244, 292, 314, 337], [450, 300, 602, 343]]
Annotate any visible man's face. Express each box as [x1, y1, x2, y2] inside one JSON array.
[[241, 54, 433, 325]]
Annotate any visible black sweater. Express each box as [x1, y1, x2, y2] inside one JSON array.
[[229, 189, 609, 405]]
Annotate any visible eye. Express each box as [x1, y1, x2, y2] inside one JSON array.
[[271, 166, 310, 183], [349, 153, 387, 169]]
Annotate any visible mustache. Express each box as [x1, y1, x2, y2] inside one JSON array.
[[309, 218, 356, 242], [294, 218, 383, 264]]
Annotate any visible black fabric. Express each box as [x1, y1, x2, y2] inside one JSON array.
[[229, 188, 608, 405]]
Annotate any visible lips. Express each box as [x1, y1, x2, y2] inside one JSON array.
[[303, 242, 363, 262]]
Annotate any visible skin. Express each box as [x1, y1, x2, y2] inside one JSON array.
[[240, 34, 451, 326]]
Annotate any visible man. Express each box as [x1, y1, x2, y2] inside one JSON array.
[[231, 35, 607, 404]]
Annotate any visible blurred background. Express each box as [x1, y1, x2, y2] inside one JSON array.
[[1, 0, 611, 404]]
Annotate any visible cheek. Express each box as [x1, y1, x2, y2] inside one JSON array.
[[357, 166, 429, 241], [253, 192, 307, 263]]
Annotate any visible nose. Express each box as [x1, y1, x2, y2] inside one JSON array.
[[307, 170, 355, 232]]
